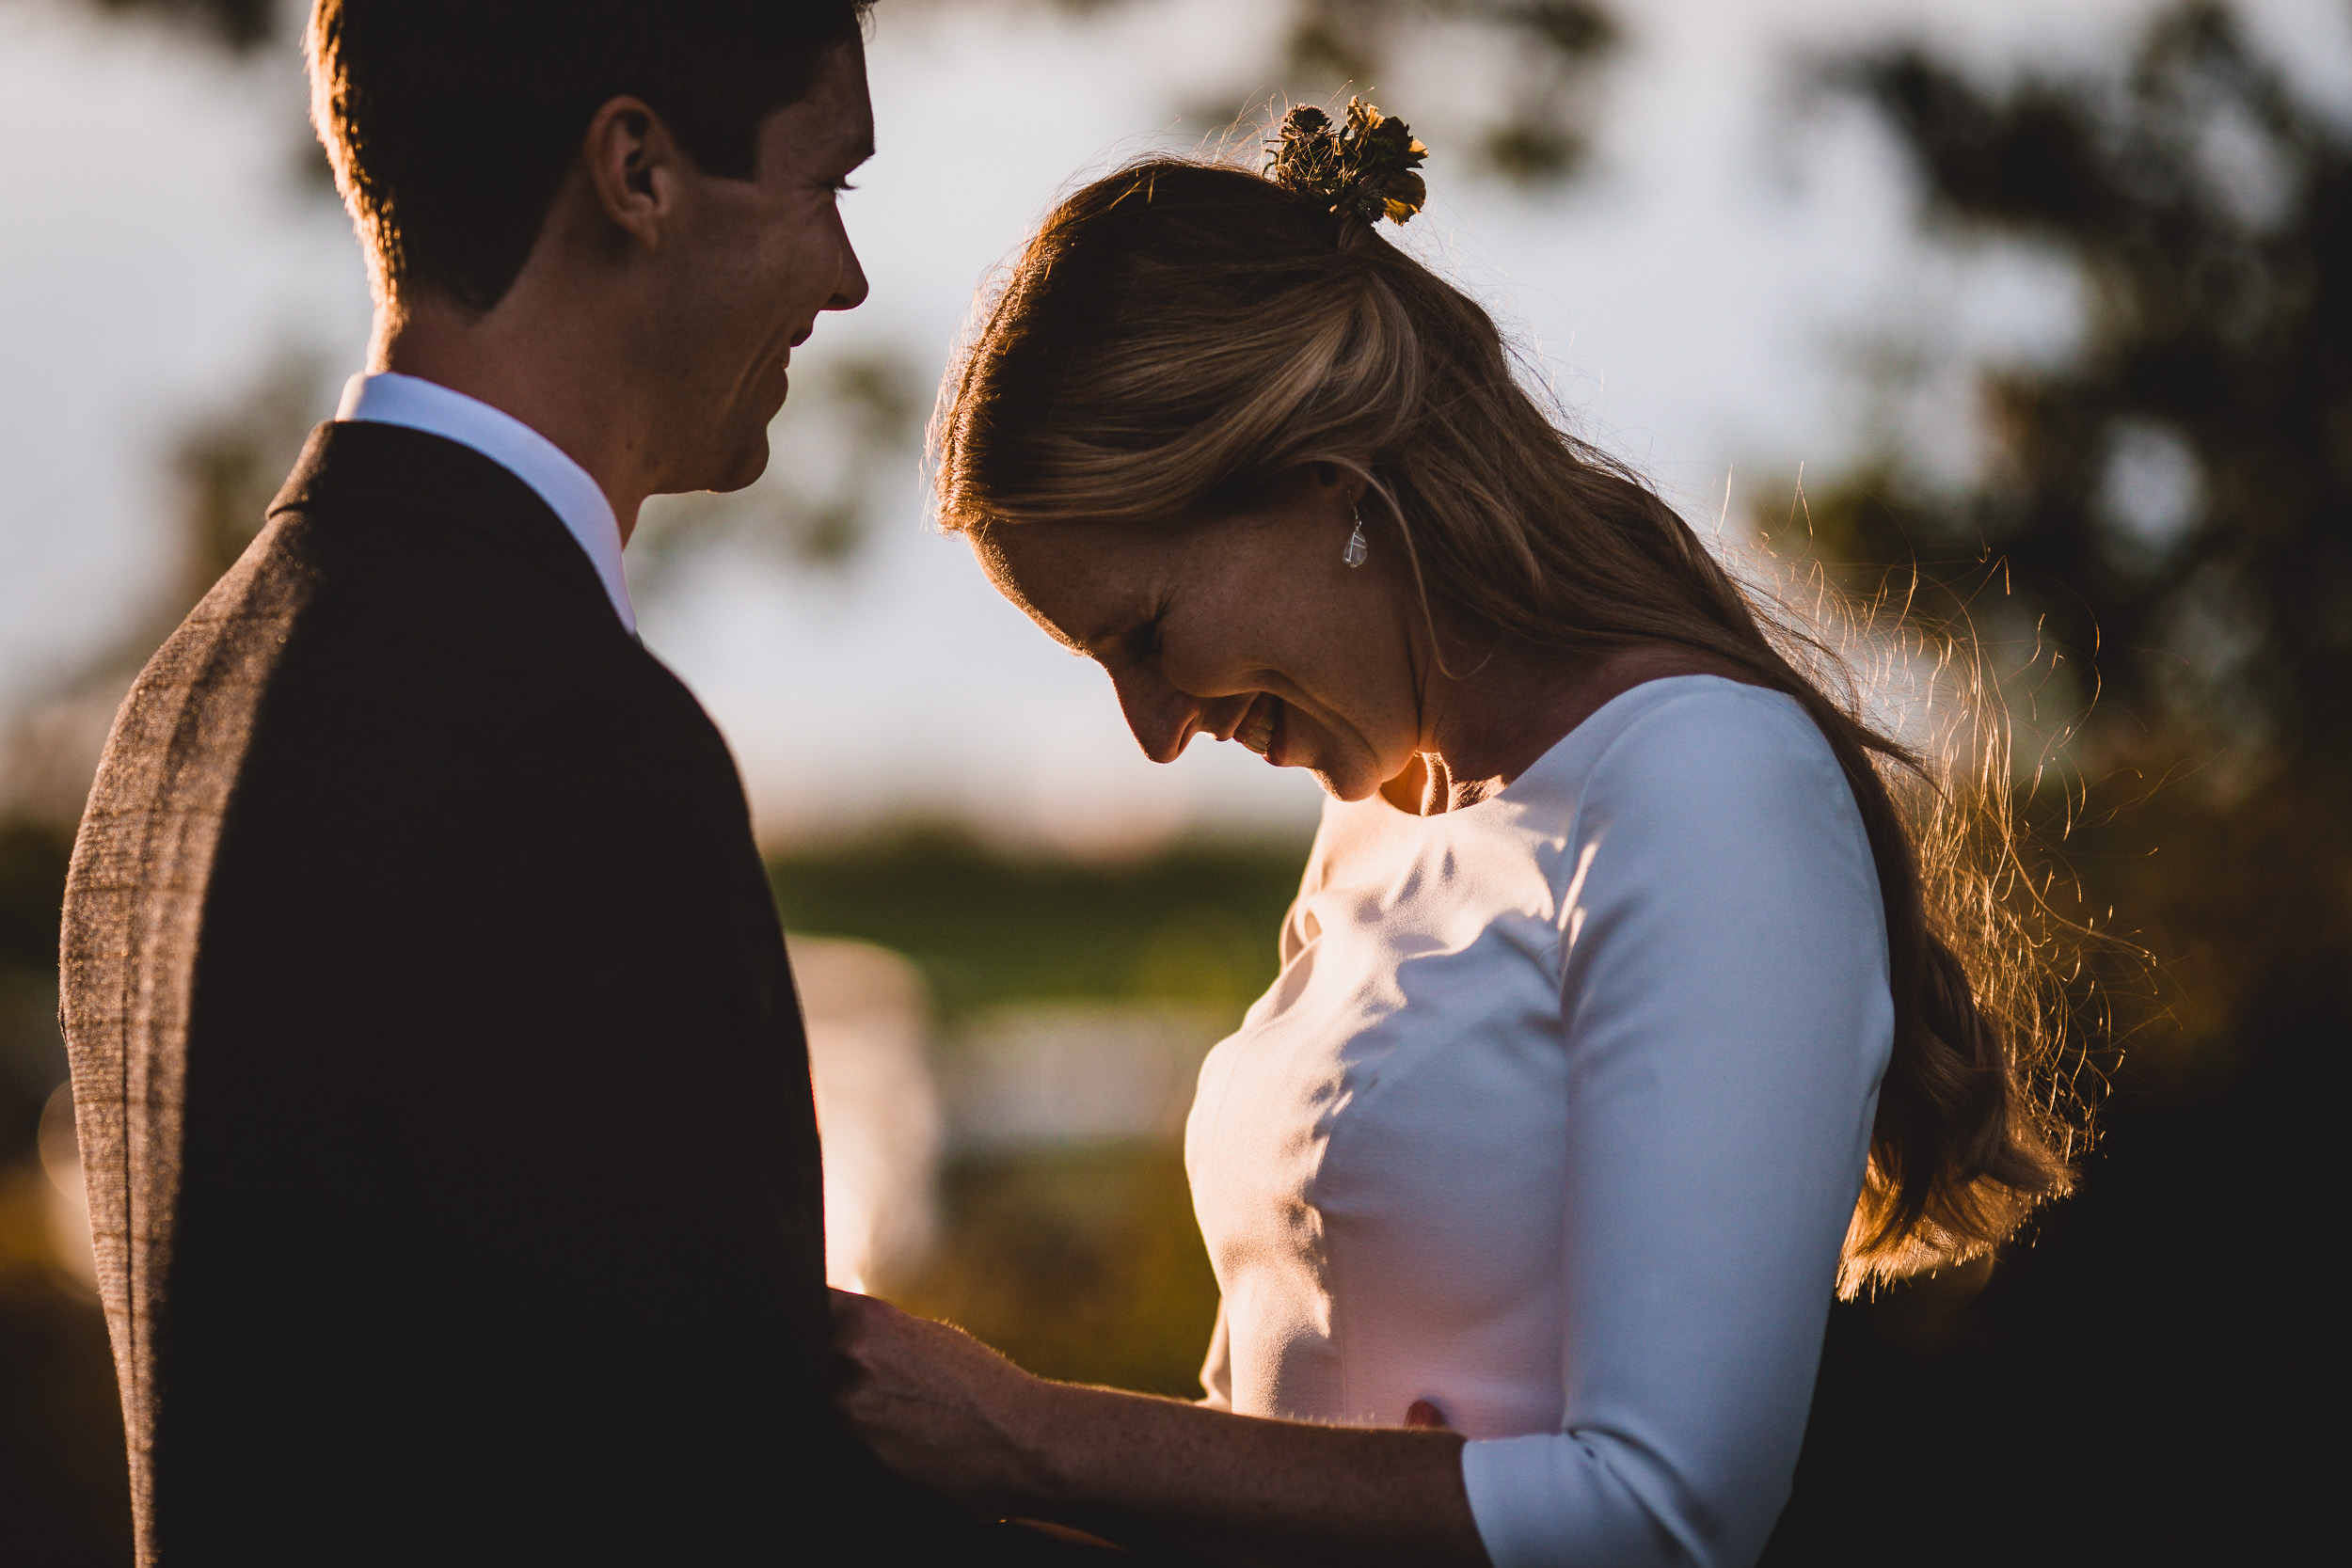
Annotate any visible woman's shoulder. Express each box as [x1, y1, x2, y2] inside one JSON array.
[[1520, 673, 1839, 804], [1496, 675, 1869, 899], [1311, 676, 1855, 899]]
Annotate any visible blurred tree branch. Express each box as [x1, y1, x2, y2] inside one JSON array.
[[1277, 0, 1617, 181], [1759, 21, 2341, 1560], [1802, 1, 2352, 1088], [81, 0, 273, 50], [75, 0, 1621, 184], [629, 347, 926, 583], [45, 0, 1621, 594], [1819, 1, 2351, 776]]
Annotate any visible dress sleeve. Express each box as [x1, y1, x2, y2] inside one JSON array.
[[1460, 690, 1894, 1568]]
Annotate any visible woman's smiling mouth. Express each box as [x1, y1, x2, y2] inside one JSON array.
[[1234, 693, 1283, 761]]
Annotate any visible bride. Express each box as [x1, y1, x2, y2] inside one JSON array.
[[831, 103, 2077, 1567]]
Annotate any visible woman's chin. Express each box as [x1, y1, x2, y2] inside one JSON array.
[[1233, 714, 1378, 800], [1311, 762, 1387, 802]]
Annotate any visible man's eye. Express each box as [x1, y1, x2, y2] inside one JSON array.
[[1130, 618, 1165, 660], [830, 179, 859, 195]]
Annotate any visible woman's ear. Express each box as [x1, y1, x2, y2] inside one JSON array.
[[1333, 465, 1371, 516], [1308, 461, 1367, 512]]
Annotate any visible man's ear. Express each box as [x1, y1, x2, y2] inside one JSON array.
[[580, 96, 683, 248]]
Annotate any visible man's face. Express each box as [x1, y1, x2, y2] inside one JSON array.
[[646, 40, 873, 494]]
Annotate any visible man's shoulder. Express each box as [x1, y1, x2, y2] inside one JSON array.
[[89, 443, 723, 842], [237, 422, 665, 721], [266, 420, 623, 639]]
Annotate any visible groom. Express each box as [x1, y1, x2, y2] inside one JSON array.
[[58, 4, 1064, 1562]]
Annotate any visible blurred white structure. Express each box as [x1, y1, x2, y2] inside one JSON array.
[[28, 941, 1223, 1298], [788, 935, 945, 1291], [938, 1002, 1227, 1152], [38, 1081, 96, 1296], [29, 943, 952, 1300]]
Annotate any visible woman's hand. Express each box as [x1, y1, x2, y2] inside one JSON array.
[[833, 1289, 1487, 1566], [830, 1287, 1053, 1513]]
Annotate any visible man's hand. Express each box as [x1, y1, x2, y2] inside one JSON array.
[[830, 1287, 1057, 1513]]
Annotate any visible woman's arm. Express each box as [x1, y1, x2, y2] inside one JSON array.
[[1455, 688, 1894, 1568], [832, 1289, 1489, 1567]]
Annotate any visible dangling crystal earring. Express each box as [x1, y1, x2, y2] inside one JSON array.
[[1343, 511, 1369, 568]]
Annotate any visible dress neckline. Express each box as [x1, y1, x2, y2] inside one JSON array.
[[1361, 673, 1758, 825]]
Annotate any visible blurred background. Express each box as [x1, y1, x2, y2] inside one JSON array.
[[2, 0, 2341, 1560]]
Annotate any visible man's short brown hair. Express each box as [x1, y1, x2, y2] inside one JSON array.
[[310, 0, 870, 312]]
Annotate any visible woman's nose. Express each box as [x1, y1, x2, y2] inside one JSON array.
[[1109, 665, 1202, 764]]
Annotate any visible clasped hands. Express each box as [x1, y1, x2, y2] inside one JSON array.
[[829, 1289, 1485, 1566]]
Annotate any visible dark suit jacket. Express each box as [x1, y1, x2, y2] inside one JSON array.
[[57, 421, 1031, 1565]]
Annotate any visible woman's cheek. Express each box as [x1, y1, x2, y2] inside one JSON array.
[[1153, 642, 1228, 699]]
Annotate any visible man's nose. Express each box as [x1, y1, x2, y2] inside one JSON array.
[[827, 231, 870, 313], [1109, 665, 1202, 765]]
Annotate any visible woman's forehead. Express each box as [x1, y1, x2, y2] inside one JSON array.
[[981, 518, 1134, 592], [969, 524, 1124, 639], [974, 521, 1167, 651]]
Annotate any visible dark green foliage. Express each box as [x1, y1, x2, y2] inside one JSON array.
[[72, 0, 1621, 187], [87, 0, 272, 50], [892, 1143, 1220, 1398], [769, 828, 1311, 1022], [1482, 119, 1582, 184], [1811, 0, 2352, 1071], [1764, 8, 2343, 1560], [1503, 0, 1613, 58], [0, 821, 72, 978], [0, 822, 120, 1568], [629, 349, 925, 578], [1830, 2, 2352, 765], [0, 817, 73, 1204], [1273, 0, 1618, 184], [0, 1273, 132, 1568]]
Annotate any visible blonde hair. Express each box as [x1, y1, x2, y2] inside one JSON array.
[[937, 158, 2081, 1291]]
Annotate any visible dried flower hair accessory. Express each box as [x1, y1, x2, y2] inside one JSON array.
[[1265, 97, 1430, 227]]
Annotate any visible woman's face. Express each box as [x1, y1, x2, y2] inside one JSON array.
[[973, 467, 1427, 801]]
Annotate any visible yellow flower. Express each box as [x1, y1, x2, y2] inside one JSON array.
[[1266, 96, 1434, 226], [1380, 170, 1428, 224]]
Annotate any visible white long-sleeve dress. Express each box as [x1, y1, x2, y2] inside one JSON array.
[[1184, 675, 1894, 1568]]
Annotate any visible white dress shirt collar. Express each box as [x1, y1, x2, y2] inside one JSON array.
[[335, 372, 637, 634]]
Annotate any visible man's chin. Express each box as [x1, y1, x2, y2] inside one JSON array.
[[702, 436, 772, 495]]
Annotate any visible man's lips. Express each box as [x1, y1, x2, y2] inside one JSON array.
[[778, 324, 815, 378]]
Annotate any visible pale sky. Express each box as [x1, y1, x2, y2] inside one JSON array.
[[5, 0, 2345, 848]]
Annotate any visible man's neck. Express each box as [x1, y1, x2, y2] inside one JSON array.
[[372, 294, 654, 544]]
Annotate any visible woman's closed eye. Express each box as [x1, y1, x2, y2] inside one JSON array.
[[1126, 614, 1166, 664]]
